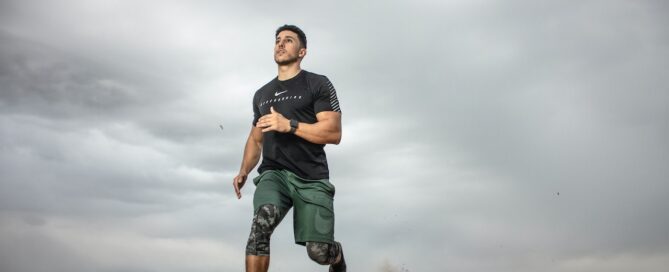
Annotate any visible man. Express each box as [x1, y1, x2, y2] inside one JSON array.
[[232, 25, 346, 272]]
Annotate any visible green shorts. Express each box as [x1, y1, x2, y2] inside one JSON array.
[[252, 169, 336, 245]]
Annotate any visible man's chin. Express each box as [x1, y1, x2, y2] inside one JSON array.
[[275, 58, 299, 66]]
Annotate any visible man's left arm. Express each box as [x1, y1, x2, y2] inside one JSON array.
[[256, 107, 342, 145]]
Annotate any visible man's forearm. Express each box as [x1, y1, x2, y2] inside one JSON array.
[[256, 108, 341, 145], [294, 121, 341, 145], [239, 135, 262, 175]]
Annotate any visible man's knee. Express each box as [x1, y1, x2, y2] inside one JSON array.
[[306, 242, 336, 265], [246, 204, 281, 256]]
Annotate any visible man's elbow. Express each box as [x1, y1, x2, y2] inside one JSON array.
[[329, 131, 342, 145]]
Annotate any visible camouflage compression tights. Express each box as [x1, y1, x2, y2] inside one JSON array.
[[246, 204, 282, 256], [306, 241, 341, 265], [245, 204, 341, 265]]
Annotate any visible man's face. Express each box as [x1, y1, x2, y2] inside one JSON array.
[[274, 30, 305, 65]]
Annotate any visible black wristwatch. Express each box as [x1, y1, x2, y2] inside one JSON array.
[[289, 119, 299, 134]]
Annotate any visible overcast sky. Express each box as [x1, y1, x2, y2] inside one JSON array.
[[1, 0, 668, 271]]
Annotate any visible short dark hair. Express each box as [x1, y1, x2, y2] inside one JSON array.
[[275, 24, 307, 49]]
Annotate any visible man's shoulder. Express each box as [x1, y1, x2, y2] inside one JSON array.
[[302, 70, 331, 91], [303, 70, 329, 82], [257, 77, 278, 92], [253, 77, 278, 99]]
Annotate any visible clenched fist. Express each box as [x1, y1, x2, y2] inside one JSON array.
[[256, 106, 291, 133]]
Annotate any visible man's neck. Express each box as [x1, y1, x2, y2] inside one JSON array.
[[277, 63, 302, 81]]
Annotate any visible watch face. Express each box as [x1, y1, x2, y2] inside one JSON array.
[[290, 119, 298, 128]]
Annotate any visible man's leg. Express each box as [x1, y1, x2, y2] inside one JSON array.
[[246, 204, 283, 272], [246, 255, 269, 272], [306, 241, 347, 272], [286, 171, 342, 270]]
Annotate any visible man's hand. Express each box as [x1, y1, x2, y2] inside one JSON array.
[[257, 106, 291, 133], [233, 173, 248, 199]]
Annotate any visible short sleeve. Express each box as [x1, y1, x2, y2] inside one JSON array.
[[314, 77, 341, 113], [252, 93, 260, 126]]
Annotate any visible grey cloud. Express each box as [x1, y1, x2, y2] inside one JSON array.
[[1, 0, 668, 271], [0, 227, 93, 272], [0, 32, 189, 126]]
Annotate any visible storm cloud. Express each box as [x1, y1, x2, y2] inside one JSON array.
[[1, 0, 668, 271]]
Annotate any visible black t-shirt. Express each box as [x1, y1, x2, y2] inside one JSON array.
[[252, 70, 341, 180]]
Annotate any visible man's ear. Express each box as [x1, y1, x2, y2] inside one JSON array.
[[299, 48, 307, 58]]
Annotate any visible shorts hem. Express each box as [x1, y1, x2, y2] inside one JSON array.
[[295, 236, 335, 246]]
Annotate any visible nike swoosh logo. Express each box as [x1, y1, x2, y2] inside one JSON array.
[[275, 90, 288, 96]]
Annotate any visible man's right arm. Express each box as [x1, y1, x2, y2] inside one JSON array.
[[232, 126, 263, 199]]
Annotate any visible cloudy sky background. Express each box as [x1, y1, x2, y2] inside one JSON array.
[[1, 0, 668, 271]]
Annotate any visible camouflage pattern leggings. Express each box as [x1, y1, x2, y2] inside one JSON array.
[[245, 204, 340, 264]]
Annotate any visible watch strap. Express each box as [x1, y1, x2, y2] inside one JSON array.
[[289, 119, 298, 134]]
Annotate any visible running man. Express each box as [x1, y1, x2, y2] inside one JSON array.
[[232, 24, 346, 272]]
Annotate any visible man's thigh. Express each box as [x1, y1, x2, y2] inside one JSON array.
[[252, 170, 293, 215], [288, 175, 336, 245]]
